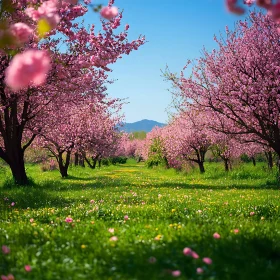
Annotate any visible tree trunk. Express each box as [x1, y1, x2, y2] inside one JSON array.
[[74, 153, 79, 166], [251, 157, 256, 166], [224, 159, 229, 172], [98, 159, 102, 168], [198, 161, 205, 173], [79, 156, 85, 167], [9, 151, 28, 185], [58, 151, 71, 178], [265, 151, 273, 169]]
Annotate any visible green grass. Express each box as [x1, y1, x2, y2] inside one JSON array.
[[0, 160, 280, 280]]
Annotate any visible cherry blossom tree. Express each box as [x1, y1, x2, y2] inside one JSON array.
[[168, 12, 280, 172], [0, 0, 145, 184]]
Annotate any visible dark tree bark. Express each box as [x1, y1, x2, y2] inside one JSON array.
[[251, 157, 256, 166], [265, 151, 273, 170], [58, 151, 71, 178], [187, 146, 208, 174], [74, 153, 79, 166]]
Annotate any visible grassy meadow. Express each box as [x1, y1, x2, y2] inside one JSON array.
[[1, 159, 280, 280]]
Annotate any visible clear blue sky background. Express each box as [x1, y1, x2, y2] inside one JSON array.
[[85, 0, 255, 123]]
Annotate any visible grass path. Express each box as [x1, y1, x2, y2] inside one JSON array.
[[0, 160, 280, 279]]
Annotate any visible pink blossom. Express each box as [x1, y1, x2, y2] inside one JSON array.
[[65, 217, 73, 223], [90, 199, 95, 204], [5, 50, 51, 91], [124, 215, 129, 220], [2, 245, 10, 254], [63, 0, 78, 4], [191, 251, 199, 259], [213, 232, 221, 239], [10, 202, 15, 206], [196, 267, 204, 274], [24, 265, 32, 272], [250, 212, 255, 216], [183, 247, 192, 256], [234, 229, 239, 234], [125, 24, 129, 31], [1, 275, 14, 280], [109, 236, 118, 241], [10, 23, 33, 44], [172, 270, 181, 277], [225, 0, 245, 14], [30, 218, 34, 223], [100, 6, 118, 20], [202, 257, 212, 265], [183, 247, 199, 258], [108, 228, 114, 233]]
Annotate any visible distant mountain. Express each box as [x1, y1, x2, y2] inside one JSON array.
[[121, 119, 166, 133]]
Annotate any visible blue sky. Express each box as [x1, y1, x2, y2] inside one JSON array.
[[85, 0, 254, 123]]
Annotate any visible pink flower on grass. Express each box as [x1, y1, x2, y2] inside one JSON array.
[[30, 218, 34, 223], [24, 265, 32, 272], [234, 229, 239, 234], [10, 23, 33, 44], [108, 228, 114, 233], [197, 267, 204, 274], [5, 50, 51, 91], [11, 202, 15, 206], [183, 247, 199, 259], [202, 257, 212, 265], [90, 199, 95, 204], [250, 212, 255, 216], [65, 217, 73, 223], [1, 275, 14, 280], [109, 236, 118, 241], [2, 245, 10, 254], [100, 6, 118, 20], [172, 270, 181, 277], [124, 215, 129, 221], [213, 232, 221, 239]]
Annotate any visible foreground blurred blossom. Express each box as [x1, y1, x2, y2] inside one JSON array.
[[110, 236, 118, 241], [1, 275, 15, 280], [183, 247, 199, 259], [250, 211, 255, 216], [5, 50, 51, 91], [65, 217, 73, 223], [100, 6, 118, 20], [203, 257, 213, 265], [24, 265, 32, 272], [2, 245, 10, 254], [90, 199, 95, 204], [124, 215, 129, 220], [213, 232, 221, 239], [108, 228, 114, 233], [172, 270, 181, 277], [10, 202, 15, 206], [10, 23, 33, 44], [197, 267, 204, 274], [234, 229, 239, 234]]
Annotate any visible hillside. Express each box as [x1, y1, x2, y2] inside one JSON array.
[[121, 119, 165, 133]]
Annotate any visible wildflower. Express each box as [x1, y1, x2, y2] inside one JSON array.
[[65, 217, 73, 223], [202, 257, 212, 265], [154, 234, 162, 241], [108, 228, 114, 233], [171, 209, 176, 213], [2, 246, 10, 254], [196, 267, 204, 274], [11, 202, 15, 207], [30, 218, 34, 223], [250, 212, 255, 216], [110, 236, 118, 241], [24, 265, 32, 272], [81, 245, 87, 249], [90, 200, 95, 204], [213, 232, 221, 239], [233, 229, 239, 234], [124, 215, 129, 221], [172, 270, 181, 277]]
